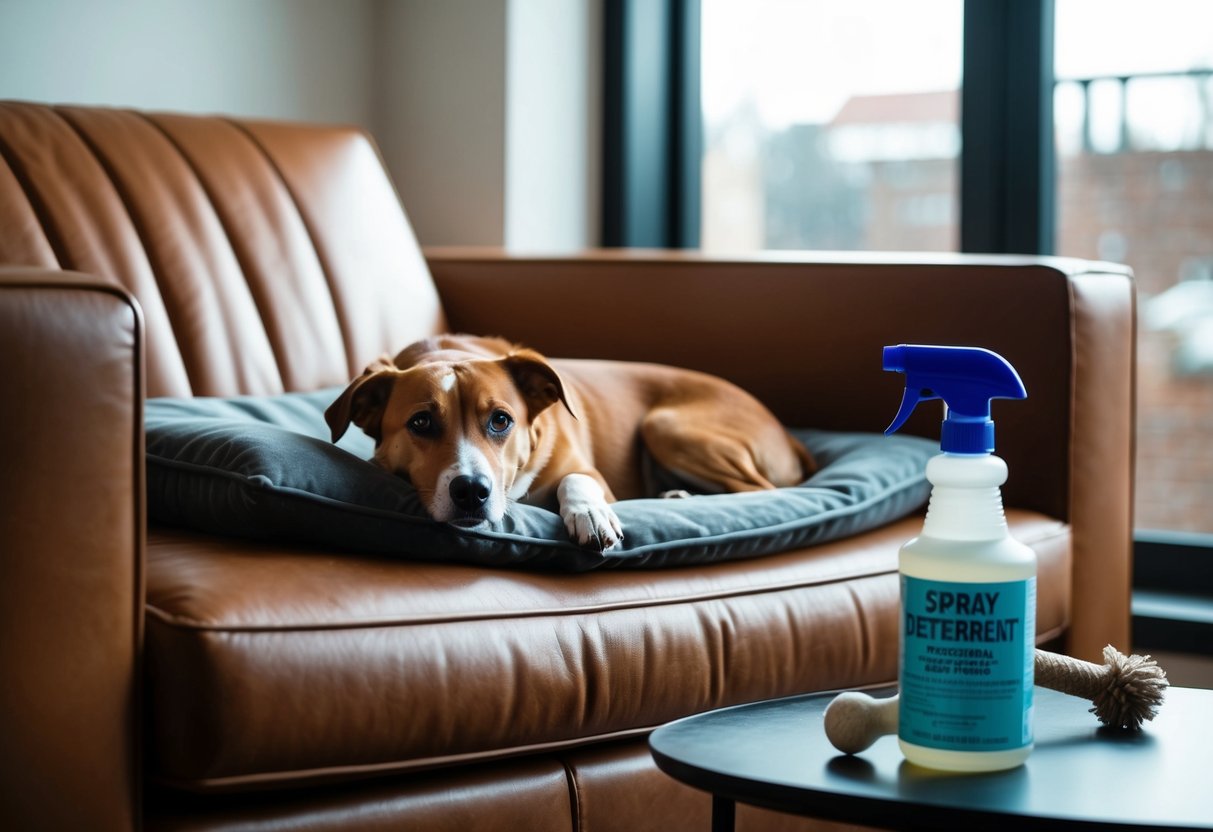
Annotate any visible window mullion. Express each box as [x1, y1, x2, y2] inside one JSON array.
[[960, 0, 1055, 254]]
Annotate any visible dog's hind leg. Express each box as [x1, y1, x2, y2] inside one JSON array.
[[640, 408, 786, 495]]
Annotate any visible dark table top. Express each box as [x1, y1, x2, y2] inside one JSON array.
[[650, 685, 1213, 831]]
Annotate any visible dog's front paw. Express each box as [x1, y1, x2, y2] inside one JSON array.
[[563, 502, 623, 552], [558, 474, 624, 552]]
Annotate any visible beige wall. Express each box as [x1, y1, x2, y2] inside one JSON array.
[[0, 0, 600, 249], [374, 0, 602, 249]]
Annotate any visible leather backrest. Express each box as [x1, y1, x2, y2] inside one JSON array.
[[0, 101, 447, 397]]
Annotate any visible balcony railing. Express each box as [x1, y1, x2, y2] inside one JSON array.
[[1057, 69, 1213, 153]]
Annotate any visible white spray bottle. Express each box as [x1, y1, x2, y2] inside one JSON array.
[[883, 344, 1036, 772]]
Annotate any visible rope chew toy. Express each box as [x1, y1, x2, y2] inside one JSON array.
[[824, 645, 1168, 755]]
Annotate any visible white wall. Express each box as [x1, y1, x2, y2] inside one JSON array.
[[0, 0, 601, 249], [0, 0, 376, 126], [505, 0, 600, 251]]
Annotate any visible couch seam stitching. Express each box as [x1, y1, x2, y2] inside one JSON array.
[[558, 756, 583, 832]]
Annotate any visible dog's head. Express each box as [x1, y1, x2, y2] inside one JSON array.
[[325, 349, 573, 527]]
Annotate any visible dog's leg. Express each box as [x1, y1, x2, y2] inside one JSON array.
[[641, 409, 792, 494], [557, 473, 623, 552]]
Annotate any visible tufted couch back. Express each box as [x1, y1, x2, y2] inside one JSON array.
[[0, 101, 446, 398]]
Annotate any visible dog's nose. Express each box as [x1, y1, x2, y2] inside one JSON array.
[[450, 474, 492, 511]]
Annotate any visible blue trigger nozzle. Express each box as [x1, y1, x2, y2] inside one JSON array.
[[882, 345, 1026, 454]]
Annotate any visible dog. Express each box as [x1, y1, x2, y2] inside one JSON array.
[[325, 334, 815, 551]]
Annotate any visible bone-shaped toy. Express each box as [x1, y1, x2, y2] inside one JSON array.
[[824, 646, 1168, 755]]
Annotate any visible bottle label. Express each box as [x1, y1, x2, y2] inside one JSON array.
[[899, 576, 1035, 752]]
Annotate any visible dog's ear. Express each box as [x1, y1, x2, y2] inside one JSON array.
[[502, 350, 578, 421], [324, 365, 397, 443]]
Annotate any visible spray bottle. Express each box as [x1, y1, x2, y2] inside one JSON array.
[[883, 344, 1035, 772]]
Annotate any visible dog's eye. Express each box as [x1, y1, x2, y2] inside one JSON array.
[[407, 412, 434, 435], [488, 410, 513, 435]]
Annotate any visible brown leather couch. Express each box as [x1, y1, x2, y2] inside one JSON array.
[[0, 102, 1134, 831]]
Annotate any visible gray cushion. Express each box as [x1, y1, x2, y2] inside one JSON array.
[[145, 388, 935, 571]]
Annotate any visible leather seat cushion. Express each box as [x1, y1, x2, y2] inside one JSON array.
[[145, 511, 1070, 792]]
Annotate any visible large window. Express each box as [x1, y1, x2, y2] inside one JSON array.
[[698, 0, 1212, 540], [1054, 0, 1213, 535], [700, 0, 963, 252]]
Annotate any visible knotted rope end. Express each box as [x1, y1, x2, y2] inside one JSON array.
[[1089, 644, 1169, 730]]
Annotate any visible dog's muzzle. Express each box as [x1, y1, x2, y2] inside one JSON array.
[[448, 473, 493, 525]]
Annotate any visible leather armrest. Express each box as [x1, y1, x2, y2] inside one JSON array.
[[0, 268, 144, 831], [426, 248, 1135, 660]]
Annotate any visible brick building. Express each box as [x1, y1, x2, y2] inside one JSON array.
[[1059, 150, 1213, 532]]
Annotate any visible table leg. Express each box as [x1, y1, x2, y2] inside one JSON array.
[[711, 794, 735, 832]]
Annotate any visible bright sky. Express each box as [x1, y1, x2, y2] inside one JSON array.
[[702, 0, 1213, 130]]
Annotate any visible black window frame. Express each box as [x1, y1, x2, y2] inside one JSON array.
[[603, 0, 1213, 654], [602, 0, 700, 248]]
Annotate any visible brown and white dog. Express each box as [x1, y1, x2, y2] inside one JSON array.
[[325, 334, 814, 551]]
